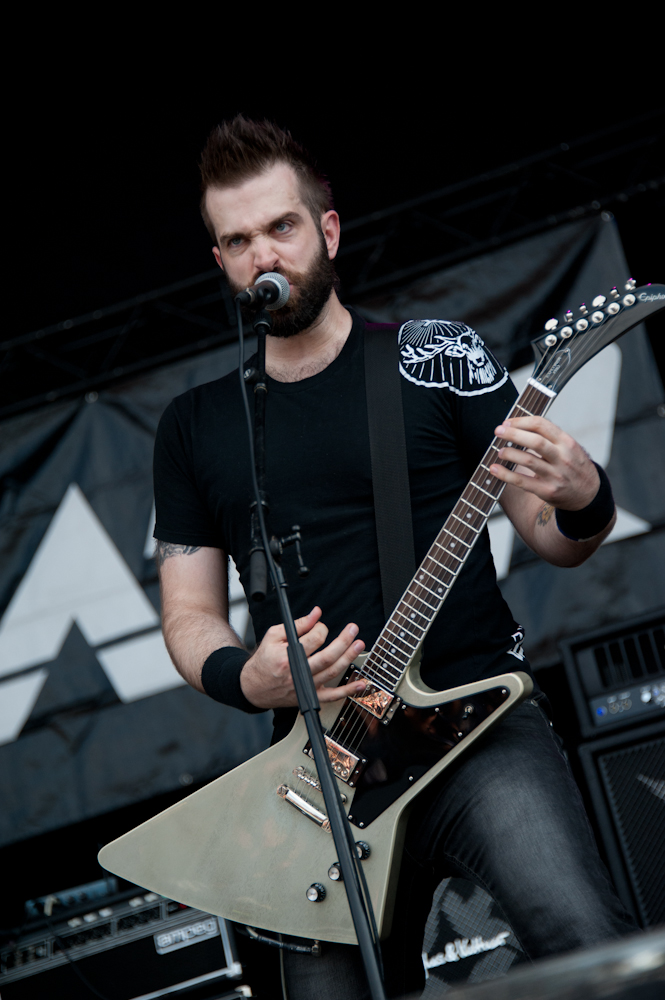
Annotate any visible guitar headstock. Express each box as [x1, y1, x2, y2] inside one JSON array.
[[530, 280, 665, 394]]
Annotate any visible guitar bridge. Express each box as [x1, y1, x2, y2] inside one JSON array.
[[348, 671, 398, 721], [305, 736, 365, 787]]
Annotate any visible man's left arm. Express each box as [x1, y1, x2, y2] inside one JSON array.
[[492, 416, 617, 567]]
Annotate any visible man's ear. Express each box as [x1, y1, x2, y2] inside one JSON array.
[[321, 210, 341, 260], [212, 246, 224, 271]]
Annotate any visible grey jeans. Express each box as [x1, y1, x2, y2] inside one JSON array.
[[282, 697, 635, 999]]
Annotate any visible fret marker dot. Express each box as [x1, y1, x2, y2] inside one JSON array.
[[450, 542, 455, 548], [486, 478, 491, 485], [400, 631, 405, 637], [410, 613, 416, 619], [419, 574, 424, 581], [391, 647, 396, 653], [437, 588, 443, 594], [466, 513, 471, 519]]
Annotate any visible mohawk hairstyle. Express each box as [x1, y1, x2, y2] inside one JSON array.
[[199, 115, 333, 241]]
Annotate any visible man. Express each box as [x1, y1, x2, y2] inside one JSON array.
[[153, 117, 632, 998]]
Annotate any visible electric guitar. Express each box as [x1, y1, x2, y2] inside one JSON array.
[[99, 281, 664, 945]]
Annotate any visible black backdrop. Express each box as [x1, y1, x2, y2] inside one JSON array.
[[0, 216, 663, 855]]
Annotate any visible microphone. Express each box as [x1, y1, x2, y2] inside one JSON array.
[[235, 272, 290, 311]]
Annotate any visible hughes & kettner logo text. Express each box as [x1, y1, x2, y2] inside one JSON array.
[[423, 930, 510, 969], [154, 917, 219, 954]]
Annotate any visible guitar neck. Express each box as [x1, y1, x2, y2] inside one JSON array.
[[362, 378, 556, 693]]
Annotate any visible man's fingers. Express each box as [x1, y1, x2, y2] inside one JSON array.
[[308, 624, 361, 676], [299, 621, 329, 655], [295, 606, 323, 636], [318, 678, 367, 703]]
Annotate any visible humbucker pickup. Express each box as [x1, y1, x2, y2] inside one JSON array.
[[305, 736, 365, 786], [347, 671, 400, 722]]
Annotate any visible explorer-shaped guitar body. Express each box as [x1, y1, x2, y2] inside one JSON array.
[[98, 664, 531, 943]]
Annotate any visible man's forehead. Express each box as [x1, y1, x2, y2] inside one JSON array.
[[206, 162, 306, 235]]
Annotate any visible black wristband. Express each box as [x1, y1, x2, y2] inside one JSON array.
[[201, 647, 266, 714], [555, 463, 615, 541]]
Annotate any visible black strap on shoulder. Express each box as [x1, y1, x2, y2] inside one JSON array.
[[364, 322, 416, 621]]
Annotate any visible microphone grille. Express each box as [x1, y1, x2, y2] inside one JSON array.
[[259, 272, 290, 310]]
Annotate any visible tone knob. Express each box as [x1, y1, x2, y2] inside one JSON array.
[[328, 863, 343, 882], [625, 278, 636, 290], [544, 334, 557, 347], [306, 883, 327, 902], [544, 318, 558, 331], [355, 841, 371, 861], [592, 295, 606, 308], [591, 311, 605, 324], [623, 293, 636, 307]]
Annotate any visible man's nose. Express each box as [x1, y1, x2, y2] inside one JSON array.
[[252, 238, 280, 276]]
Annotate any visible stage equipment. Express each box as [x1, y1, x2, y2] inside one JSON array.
[[234, 271, 290, 311], [560, 611, 665, 739], [98, 282, 665, 951], [409, 926, 665, 999], [421, 878, 526, 993], [0, 887, 246, 1000], [577, 719, 664, 929]]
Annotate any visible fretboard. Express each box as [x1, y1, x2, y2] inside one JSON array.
[[361, 379, 555, 693]]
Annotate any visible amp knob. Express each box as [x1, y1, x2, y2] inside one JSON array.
[[306, 883, 326, 902]]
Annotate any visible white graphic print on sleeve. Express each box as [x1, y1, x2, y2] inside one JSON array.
[[398, 320, 508, 396]]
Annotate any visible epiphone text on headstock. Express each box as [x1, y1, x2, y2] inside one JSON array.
[[638, 292, 665, 301], [540, 347, 572, 382]]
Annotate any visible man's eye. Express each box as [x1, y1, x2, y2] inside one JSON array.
[[275, 222, 290, 233], [229, 237, 243, 247]]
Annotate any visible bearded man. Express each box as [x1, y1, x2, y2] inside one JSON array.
[[152, 116, 633, 998]]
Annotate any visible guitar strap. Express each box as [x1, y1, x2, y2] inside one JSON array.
[[364, 322, 416, 621]]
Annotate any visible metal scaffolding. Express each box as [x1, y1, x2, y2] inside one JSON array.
[[2, 111, 663, 419]]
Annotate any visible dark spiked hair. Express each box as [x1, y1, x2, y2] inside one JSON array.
[[199, 115, 333, 241]]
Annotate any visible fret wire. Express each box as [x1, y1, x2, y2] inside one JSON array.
[[394, 606, 428, 631], [422, 554, 456, 579], [411, 577, 448, 601], [364, 655, 401, 682], [432, 541, 464, 564], [387, 616, 423, 642], [383, 622, 419, 649], [372, 642, 409, 674], [450, 512, 480, 534], [405, 589, 439, 613], [459, 498, 487, 517], [402, 593, 436, 620], [437, 531, 471, 553], [427, 552, 460, 578]]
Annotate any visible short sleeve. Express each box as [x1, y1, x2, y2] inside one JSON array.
[[398, 320, 518, 469], [153, 397, 222, 548]]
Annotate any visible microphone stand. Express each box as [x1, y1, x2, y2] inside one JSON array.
[[237, 304, 386, 1000]]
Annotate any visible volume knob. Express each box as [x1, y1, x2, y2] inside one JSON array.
[[306, 883, 327, 902]]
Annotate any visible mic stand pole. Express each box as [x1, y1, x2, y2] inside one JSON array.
[[238, 305, 386, 1000]]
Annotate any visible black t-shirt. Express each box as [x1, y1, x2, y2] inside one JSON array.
[[154, 309, 532, 740]]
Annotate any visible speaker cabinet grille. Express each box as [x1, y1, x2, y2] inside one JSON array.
[[579, 721, 665, 928]]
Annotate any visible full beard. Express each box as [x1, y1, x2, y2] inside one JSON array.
[[229, 236, 339, 339]]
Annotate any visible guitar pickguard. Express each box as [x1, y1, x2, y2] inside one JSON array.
[[343, 685, 509, 827]]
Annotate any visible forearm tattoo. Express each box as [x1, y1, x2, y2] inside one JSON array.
[[536, 504, 555, 527], [156, 541, 201, 566]]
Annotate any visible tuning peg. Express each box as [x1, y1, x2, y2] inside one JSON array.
[[564, 310, 574, 322], [592, 295, 607, 308], [560, 326, 573, 338], [591, 311, 605, 324], [606, 302, 620, 315], [625, 278, 636, 290], [623, 293, 636, 307], [544, 318, 558, 331], [610, 287, 620, 299], [544, 334, 558, 346], [579, 303, 589, 316]]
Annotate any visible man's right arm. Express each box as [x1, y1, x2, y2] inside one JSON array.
[[157, 541, 367, 708], [157, 542, 240, 694]]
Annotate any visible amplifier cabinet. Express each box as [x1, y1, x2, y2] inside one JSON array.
[[560, 611, 665, 739], [577, 719, 665, 928], [0, 892, 246, 1000]]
